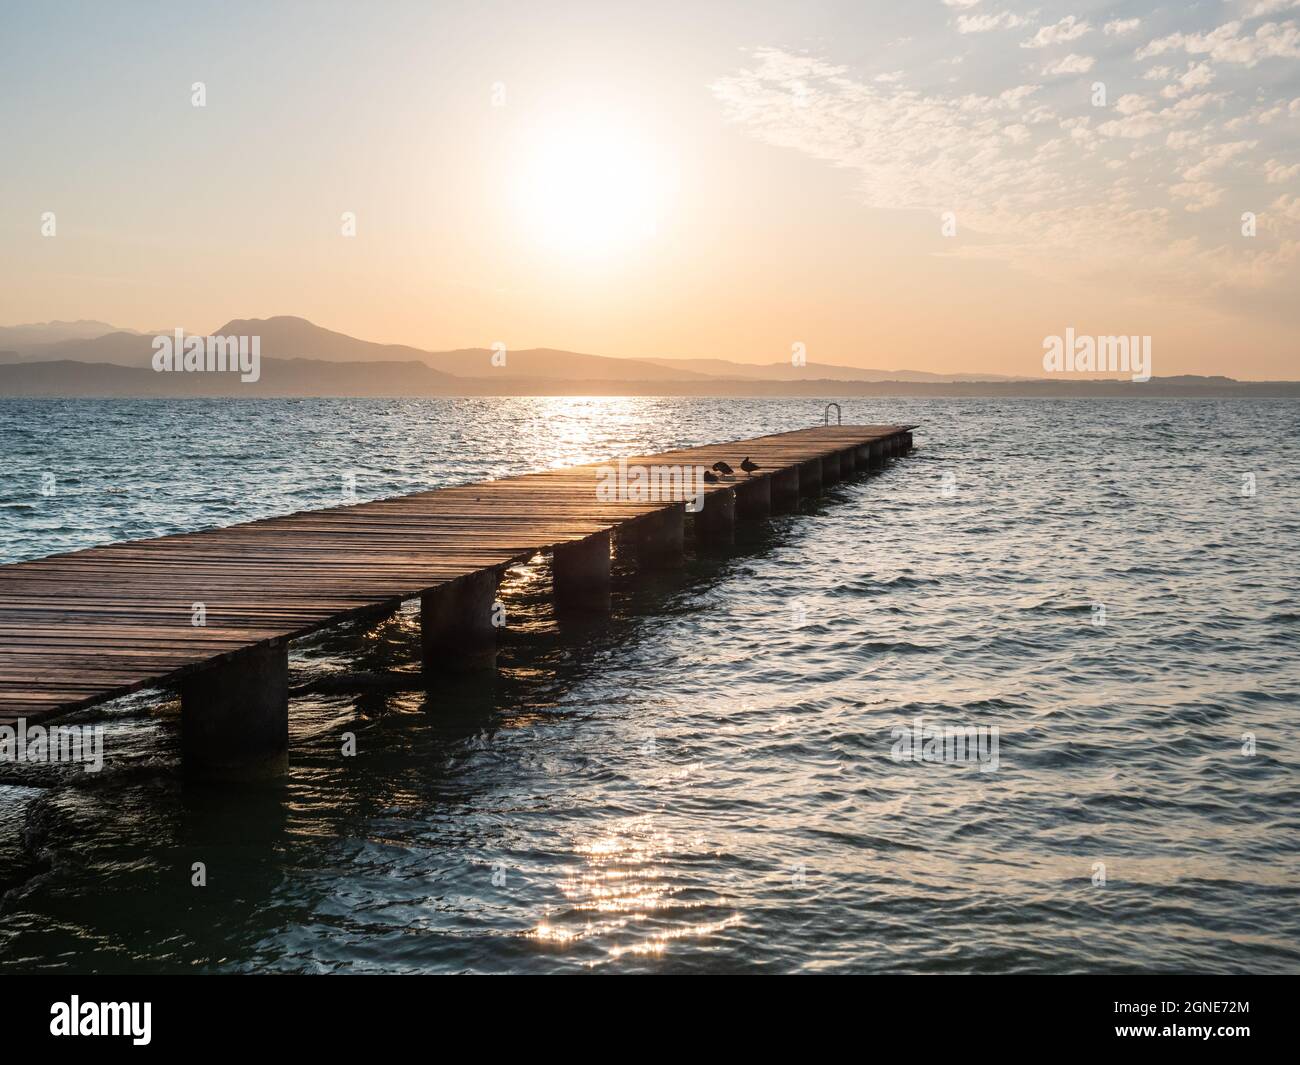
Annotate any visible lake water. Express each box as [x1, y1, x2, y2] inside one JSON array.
[[1, 396, 1297, 973]]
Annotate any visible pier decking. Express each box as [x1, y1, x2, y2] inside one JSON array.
[[0, 424, 914, 775]]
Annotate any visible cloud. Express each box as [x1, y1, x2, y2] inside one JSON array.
[[1105, 18, 1141, 36], [710, 45, 1298, 306], [1170, 181, 1226, 211], [1271, 193, 1300, 223], [1137, 19, 1300, 67], [956, 11, 1029, 34], [1096, 111, 1167, 138], [1159, 61, 1216, 98], [942, 0, 983, 8], [1247, 1, 1300, 17], [1264, 158, 1300, 181], [1115, 94, 1153, 115], [1042, 53, 1096, 74], [1022, 16, 1091, 48], [1180, 139, 1258, 181]]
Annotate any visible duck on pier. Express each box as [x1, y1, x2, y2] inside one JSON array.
[[711, 460, 734, 476], [740, 456, 759, 474]]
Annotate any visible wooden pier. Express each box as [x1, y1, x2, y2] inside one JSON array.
[[0, 424, 914, 777]]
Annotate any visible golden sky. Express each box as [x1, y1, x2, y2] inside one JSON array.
[[2, 1, 1297, 378]]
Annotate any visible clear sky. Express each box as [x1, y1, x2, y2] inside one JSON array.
[[1, 0, 1297, 377]]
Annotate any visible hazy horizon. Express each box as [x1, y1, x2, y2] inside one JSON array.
[[2, 1, 1298, 379]]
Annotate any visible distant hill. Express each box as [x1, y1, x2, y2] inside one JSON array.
[[0, 319, 141, 350], [2, 357, 1297, 399], [2, 315, 1296, 396], [11, 317, 426, 368], [9, 315, 1020, 382], [11, 316, 714, 382], [420, 346, 717, 382], [13, 330, 164, 366], [640, 356, 1028, 383], [0, 357, 458, 397]]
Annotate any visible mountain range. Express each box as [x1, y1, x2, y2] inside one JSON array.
[[1, 316, 1295, 397]]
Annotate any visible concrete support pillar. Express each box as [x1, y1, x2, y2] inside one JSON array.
[[799, 458, 823, 497], [902, 431, 913, 453], [771, 467, 800, 513], [822, 451, 841, 483], [840, 447, 860, 475], [694, 488, 735, 548], [182, 641, 288, 780], [636, 504, 686, 570], [855, 444, 871, 470], [867, 441, 884, 469], [735, 476, 772, 521], [553, 530, 611, 612], [421, 569, 499, 673]]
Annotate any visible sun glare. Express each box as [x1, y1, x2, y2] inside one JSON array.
[[513, 112, 666, 258]]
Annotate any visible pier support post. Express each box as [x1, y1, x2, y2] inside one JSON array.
[[902, 431, 913, 453], [694, 489, 735, 548], [822, 452, 841, 484], [735, 476, 771, 521], [553, 530, 611, 612], [636, 504, 686, 570], [421, 569, 499, 672], [855, 444, 871, 470], [840, 447, 860, 475], [182, 642, 288, 780], [771, 467, 800, 513], [799, 459, 823, 497]]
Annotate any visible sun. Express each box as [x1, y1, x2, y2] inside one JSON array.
[[512, 111, 666, 258]]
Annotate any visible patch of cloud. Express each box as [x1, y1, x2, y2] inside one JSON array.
[[955, 11, 1030, 34], [1042, 53, 1096, 74], [1221, 96, 1298, 129], [955, 84, 1041, 111], [1264, 158, 1300, 181], [1105, 18, 1141, 36], [1022, 16, 1091, 48], [1159, 61, 1217, 98], [1137, 19, 1300, 67], [710, 45, 1299, 305], [1247, 1, 1300, 17], [1170, 181, 1226, 211], [1271, 193, 1300, 223], [1180, 139, 1258, 181], [1115, 94, 1153, 115]]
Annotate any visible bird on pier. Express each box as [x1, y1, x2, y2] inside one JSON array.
[[703, 469, 720, 484], [740, 456, 759, 474], [711, 460, 734, 476]]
